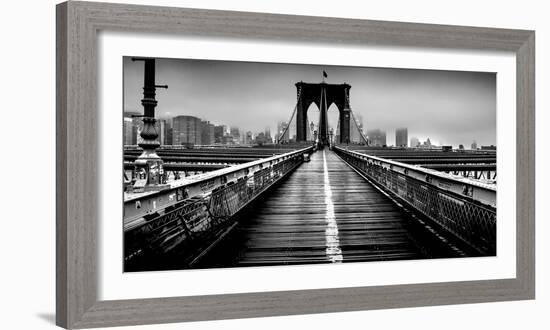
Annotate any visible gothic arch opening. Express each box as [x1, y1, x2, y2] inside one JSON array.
[[327, 103, 340, 144], [305, 102, 319, 141]]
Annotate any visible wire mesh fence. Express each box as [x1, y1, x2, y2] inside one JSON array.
[[334, 147, 496, 255]]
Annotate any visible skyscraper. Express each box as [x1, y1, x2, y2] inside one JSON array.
[[123, 117, 134, 145], [214, 125, 228, 144], [201, 120, 215, 145], [123, 111, 141, 145], [124, 111, 167, 146], [366, 128, 386, 146], [156, 119, 166, 145], [230, 126, 240, 144], [172, 115, 202, 146], [264, 127, 273, 144], [277, 121, 290, 143], [410, 137, 420, 148], [395, 128, 408, 147], [471, 140, 478, 150], [163, 119, 173, 145]]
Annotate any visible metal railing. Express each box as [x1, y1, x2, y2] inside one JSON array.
[[124, 146, 313, 264], [333, 146, 496, 255]]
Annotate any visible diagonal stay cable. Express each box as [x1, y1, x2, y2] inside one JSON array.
[[350, 109, 369, 145], [277, 87, 302, 144]]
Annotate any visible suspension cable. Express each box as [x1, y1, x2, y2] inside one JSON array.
[[277, 87, 302, 144], [350, 110, 369, 145]]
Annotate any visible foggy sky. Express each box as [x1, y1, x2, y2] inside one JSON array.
[[123, 57, 496, 147]]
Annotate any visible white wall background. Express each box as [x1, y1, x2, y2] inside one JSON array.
[[0, 0, 548, 329]]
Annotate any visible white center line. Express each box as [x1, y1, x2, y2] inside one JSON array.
[[322, 150, 343, 263]]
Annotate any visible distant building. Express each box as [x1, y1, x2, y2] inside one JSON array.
[[165, 127, 173, 145], [481, 145, 497, 151], [156, 119, 166, 145], [471, 140, 478, 150], [245, 131, 253, 145], [123, 111, 141, 145], [240, 129, 247, 144], [416, 138, 441, 149], [214, 125, 228, 144], [264, 127, 273, 144], [366, 128, 386, 146], [419, 138, 433, 149], [172, 115, 202, 146], [163, 119, 173, 145], [410, 137, 420, 148], [277, 121, 290, 143], [459, 144, 465, 150], [124, 112, 170, 146], [255, 132, 267, 145], [222, 135, 234, 145], [201, 120, 215, 145], [123, 117, 135, 145], [158, 117, 173, 145], [230, 126, 240, 144], [395, 128, 408, 147]]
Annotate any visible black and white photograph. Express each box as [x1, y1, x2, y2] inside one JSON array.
[[123, 57, 497, 272]]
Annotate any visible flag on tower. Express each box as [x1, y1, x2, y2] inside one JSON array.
[[323, 70, 328, 78]]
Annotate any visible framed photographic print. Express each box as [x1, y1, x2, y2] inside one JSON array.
[[56, 1, 535, 328]]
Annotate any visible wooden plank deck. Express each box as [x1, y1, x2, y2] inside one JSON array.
[[196, 149, 426, 268]]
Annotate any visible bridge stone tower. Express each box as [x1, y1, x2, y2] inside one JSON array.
[[295, 82, 351, 145]]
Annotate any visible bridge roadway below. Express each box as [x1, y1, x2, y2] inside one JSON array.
[[195, 149, 446, 268]]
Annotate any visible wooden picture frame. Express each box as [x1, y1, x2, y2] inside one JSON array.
[[56, 1, 535, 328]]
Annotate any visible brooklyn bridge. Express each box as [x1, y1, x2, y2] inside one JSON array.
[[123, 58, 496, 271]]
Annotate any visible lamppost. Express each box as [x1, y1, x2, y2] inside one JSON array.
[[131, 57, 168, 192]]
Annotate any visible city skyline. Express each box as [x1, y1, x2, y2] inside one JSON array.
[[123, 111, 274, 146], [124, 112, 490, 149], [124, 57, 496, 147], [124, 109, 488, 149]]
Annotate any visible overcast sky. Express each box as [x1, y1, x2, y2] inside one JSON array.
[[123, 57, 496, 147]]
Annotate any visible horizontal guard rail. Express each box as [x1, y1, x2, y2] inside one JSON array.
[[124, 145, 314, 226], [333, 146, 496, 255]]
